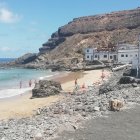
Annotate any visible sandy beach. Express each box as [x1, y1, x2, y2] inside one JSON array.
[[0, 69, 111, 120]]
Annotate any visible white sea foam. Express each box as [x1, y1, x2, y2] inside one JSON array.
[[39, 73, 59, 80], [0, 87, 32, 99], [0, 68, 59, 99]]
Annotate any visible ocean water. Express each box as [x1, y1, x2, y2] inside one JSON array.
[[0, 58, 16, 63], [0, 67, 58, 99]]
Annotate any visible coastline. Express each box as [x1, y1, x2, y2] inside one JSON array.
[[0, 69, 111, 120], [1, 68, 140, 140]]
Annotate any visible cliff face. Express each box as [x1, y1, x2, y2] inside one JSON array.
[[32, 8, 140, 66]]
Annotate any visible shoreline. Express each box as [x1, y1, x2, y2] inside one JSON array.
[[0, 69, 110, 120], [0, 70, 61, 100]]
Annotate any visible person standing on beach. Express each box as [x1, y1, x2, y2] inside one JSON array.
[[74, 78, 79, 90], [101, 69, 105, 81], [29, 80, 32, 87], [75, 78, 78, 86], [20, 80, 22, 89]]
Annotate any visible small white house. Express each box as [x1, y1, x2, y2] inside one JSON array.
[[84, 48, 117, 62], [117, 44, 138, 64]]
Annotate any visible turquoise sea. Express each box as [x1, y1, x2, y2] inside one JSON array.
[[0, 68, 58, 98], [0, 58, 58, 98], [0, 68, 56, 89]]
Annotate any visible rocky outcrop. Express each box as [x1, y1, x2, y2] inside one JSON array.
[[15, 53, 37, 64], [39, 37, 66, 53], [32, 80, 62, 98], [57, 9, 140, 37]]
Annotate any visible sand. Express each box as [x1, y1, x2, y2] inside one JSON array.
[[0, 69, 111, 120], [61, 69, 110, 92], [0, 93, 62, 120]]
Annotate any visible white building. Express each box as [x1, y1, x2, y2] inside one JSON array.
[[84, 44, 138, 64], [84, 48, 94, 61], [117, 44, 138, 64], [84, 48, 117, 62]]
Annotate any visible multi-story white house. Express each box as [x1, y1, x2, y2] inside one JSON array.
[[84, 44, 138, 64], [117, 44, 138, 64]]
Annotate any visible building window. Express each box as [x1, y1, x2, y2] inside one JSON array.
[[104, 55, 107, 58], [87, 49, 89, 53], [95, 55, 97, 58], [121, 54, 124, 57], [87, 55, 89, 58], [136, 54, 137, 57], [110, 56, 112, 59], [126, 54, 128, 57]]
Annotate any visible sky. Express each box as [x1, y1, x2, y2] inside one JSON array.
[[0, 0, 140, 58]]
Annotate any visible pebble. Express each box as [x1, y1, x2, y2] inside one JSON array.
[[34, 132, 43, 140]]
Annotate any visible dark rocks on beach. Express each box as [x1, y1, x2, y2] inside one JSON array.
[[32, 80, 62, 98], [119, 76, 140, 85], [123, 68, 140, 78], [119, 76, 136, 84], [99, 83, 114, 94]]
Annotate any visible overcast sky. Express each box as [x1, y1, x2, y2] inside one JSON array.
[[0, 0, 140, 58]]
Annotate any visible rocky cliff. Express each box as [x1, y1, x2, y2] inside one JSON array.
[[20, 8, 140, 68]]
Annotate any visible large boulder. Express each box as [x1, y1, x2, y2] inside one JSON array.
[[109, 99, 124, 111], [32, 80, 62, 98]]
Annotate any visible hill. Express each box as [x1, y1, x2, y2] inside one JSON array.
[[17, 8, 140, 69]]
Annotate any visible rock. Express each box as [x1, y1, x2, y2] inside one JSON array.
[[36, 109, 41, 115], [132, 83, 138, 87], [119, 76, 135, 84], [49, 130, 54, 135], [3, 126, 9, 129], [34, 132, 43, 140], [123, 68, 140, 77], [39, 37, 66, 53], [99, 83, 114, 94], [1, 137, 6, 140], [32, 80, 62, 98], [81, 112, 87, 117], [100, 106, 107, 111], [109, 99, 124, 111], [93, 106, 100, 111], [51, 65, 66, 72], [123, 68, 132, 76], [15, 53, 37, 64]]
